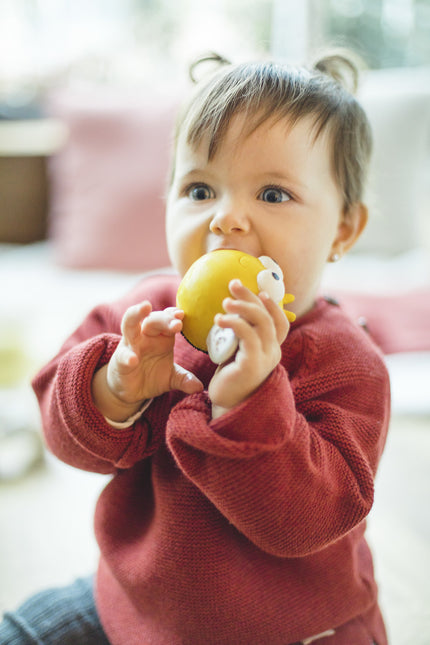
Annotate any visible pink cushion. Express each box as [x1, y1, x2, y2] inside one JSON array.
[[47, 89, 178, 272], [336, 289, 430, 354]]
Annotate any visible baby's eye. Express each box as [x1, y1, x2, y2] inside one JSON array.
[[259, 187, 291, 203], [187, 184, 214, 201]]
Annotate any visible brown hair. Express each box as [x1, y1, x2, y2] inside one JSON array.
[[171, 51, 372, 214]]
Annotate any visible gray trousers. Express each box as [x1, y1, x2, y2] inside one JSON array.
[[0, 577, 110, 644]]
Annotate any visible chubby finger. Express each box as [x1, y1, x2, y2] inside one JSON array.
[[258, 291, 290, 344], [216, 307, 280, 356], [113, 342, 140, 369], [220, 293, 289, 350], [228, 279, 261, 303], [121, 301, 152, 339], [170, 363, 204, 394], [215, 312, 258, 349], [219, 302, 273, 350], [223, 279, 289, 343], [140, 307, 184, 337], [223, 279, 266, 318], [221, 286, 278, 331]]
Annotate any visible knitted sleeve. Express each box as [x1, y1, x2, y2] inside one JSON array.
[[32, 274, 179, 473], [166, 314, 391, 558]]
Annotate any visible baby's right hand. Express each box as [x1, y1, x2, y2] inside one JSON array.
[[92, 301, 203, 422]]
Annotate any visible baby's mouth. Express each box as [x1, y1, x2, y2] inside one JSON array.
[[206, 242, 259, 258]]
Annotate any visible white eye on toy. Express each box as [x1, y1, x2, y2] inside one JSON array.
[[257, 256, 285, 303]]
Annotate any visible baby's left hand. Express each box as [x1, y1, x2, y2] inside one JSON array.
[[208, 279, 290, 419]]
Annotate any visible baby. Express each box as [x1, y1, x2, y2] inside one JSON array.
[[1, 52, 390, 645]]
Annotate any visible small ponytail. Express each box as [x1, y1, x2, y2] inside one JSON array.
[[189, 52, 231, 84], [310, 49, 366, 95]]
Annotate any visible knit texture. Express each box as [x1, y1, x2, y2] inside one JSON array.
[[32, 274, 390, 645]]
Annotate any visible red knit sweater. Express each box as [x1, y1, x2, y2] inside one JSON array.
[[32, 274, 390, 645]]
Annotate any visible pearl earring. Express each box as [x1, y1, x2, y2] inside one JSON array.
[[330, 252, 340, 262]]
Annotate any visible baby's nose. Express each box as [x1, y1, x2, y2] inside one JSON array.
[[209, 201, 251, 234]]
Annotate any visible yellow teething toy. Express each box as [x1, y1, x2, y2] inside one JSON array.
[[176, 249, 295, 363]]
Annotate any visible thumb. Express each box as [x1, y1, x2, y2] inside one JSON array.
[[170, 364, 204, 395]]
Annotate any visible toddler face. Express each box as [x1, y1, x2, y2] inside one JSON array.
[[166, 113, 347, 318]]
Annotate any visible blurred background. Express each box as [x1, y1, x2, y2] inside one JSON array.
[[0, 2, 429, 644]]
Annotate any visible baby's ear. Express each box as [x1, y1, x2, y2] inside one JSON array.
[[334, 202, 368, 256]]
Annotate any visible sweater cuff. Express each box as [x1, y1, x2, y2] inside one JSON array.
[[104, 399, 153, 429], [167, 365, 296, 460], [209, 364, 295, 445]]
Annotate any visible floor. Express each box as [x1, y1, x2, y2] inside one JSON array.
[[366, 414, 430, 644], [0, 409, 429, 645]]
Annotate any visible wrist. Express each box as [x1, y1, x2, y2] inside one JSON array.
[[211, 403, 231, 420], [92, 365, 145, 422], [104, 399, 153, 428]]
